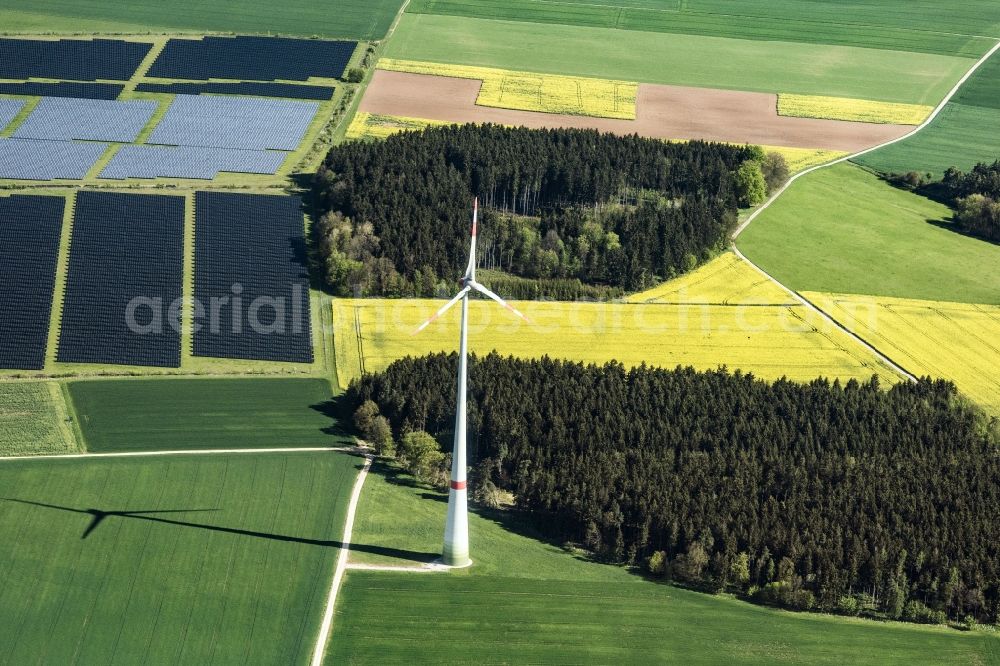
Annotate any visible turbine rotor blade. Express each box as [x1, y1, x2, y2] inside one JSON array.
[[468, 281, 530, 324], [466, 197, 478, 279], [412, 286, 472, 335]]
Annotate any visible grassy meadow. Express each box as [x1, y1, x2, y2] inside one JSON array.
[[0, 382, 78, 456], [0, 0, 403, 39], [805, 293, 1000, 415], [405, 0, 999, 56], [329, 462, 998, 664], [385, 14, 973, 103], [737, 163, 1000, 304], [0, 451, 359, 663], [855, 52, 1000, 177], [331, 252, 902, 390], [67, 378, 348, 452]]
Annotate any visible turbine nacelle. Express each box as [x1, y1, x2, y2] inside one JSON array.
[[413, 198, 530, 335]]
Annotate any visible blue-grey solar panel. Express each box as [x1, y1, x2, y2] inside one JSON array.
[[13, 98, 158, 143], [147, 95, 318, 151], [0, 99, 26, 132], [99, 145, 286, 180], [0, 138, 107, 180]]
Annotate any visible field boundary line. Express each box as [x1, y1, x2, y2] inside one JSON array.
[[0, 446, 350, 462], [730, 39, 1000, 383], [310, 453, 373, 666], [733, 39, 1000, 240], [730, 248, 917, 382]]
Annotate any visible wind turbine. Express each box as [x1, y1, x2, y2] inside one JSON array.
[[413, 197, 529, 567]]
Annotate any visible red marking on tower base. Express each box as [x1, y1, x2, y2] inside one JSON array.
[[451, 480, 467, 490]]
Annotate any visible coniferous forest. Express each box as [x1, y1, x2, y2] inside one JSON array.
[[314, 125, 764, 298], [350, 353, 1000, 625]]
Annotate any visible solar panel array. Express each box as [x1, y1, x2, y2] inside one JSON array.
[[0, 138, 107, 180], [14, 98, 157, 143], [0, 82, 123, 100], [100, 145, 286, 180], [148, 36, 356, 81], [148, 95, 318, 150], [0, 38, 152, 81], [58, 192, 185, 367], [134, 81, 335, 101], [194, 192, 313, 363], [0, 98, 26, 131], [0, 195, 64, 370]]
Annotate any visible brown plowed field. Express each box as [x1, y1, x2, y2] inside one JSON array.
[[361, 70, 912, 151]]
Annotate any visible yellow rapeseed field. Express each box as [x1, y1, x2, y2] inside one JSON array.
[[332, 260, 902, 389], [777, 94, 933, 125], [805, 293, 1000, 415], [628, 252, 795, 304], [346, 112, 452, 140], [762, 145, 847, 172], [378, 59, 638, 120]]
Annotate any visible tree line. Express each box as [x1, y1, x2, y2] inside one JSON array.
[[891, 161, 1000, 242], [349, 353, 1000, 626], [314, 125, 784, 298]]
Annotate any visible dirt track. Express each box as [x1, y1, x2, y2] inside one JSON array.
[[361, 70, 912, 151]]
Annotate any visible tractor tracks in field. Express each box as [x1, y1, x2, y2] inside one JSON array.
[[731, 39, 1000, 384]]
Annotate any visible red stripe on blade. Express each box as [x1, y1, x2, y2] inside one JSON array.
[[451, 480, 467, 490]]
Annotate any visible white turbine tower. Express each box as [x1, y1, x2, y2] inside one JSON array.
[[413, 197, 529, 567]]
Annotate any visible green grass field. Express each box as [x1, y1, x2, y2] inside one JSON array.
[[0, 451, 358, 663], [855, 52, 1000, 177], [406, 0, 998, 57], [0, 382, 78, 456], [384, 14, 973, 104], [68, 378, 350, 452], [736, 163, 1000, 304], [0, 0, 403, 39], [329, 462, 998, 664]]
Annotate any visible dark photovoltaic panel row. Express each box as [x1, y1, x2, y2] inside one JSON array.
[[134, 81, 335, 101], [194, 192, 313, 363], [58, 191, 185, 368], [0, 82, 123, 100], [0, 195, 64, 370], [148, 36, 356, 81], [0, 38, 152, 81]]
